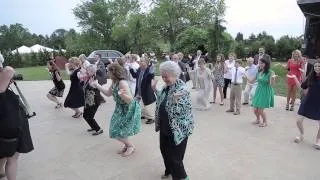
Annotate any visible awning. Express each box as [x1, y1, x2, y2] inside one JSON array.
[[297, 0, 320, 17]]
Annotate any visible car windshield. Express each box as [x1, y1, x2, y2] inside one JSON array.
[[88, 50, 123, 59], [88, 51, 109, 58]]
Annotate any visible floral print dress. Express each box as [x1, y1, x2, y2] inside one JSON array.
[[109, 83, 141, 139]]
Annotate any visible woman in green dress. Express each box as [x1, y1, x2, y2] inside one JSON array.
[[91, 62, 141, 157], [249, 58, 276, 127]]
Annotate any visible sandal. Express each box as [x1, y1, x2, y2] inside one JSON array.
[[72, 112, 83, 118], [122, 146, 135, 157], [259, 122, 268, 127], [294, 136, 304, 144], [220, 102, 224, 106], [117, 145, 127, 154], [252, 120, 260, 125], [285, 104, 289, 111], [314, 143, 320, 150], [210, 101, 215, 104], [290, 105, 294, 111], [55, 103, 62, 109]]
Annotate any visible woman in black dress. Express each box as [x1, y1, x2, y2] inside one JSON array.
[[64, 57, 85, 118], [289, 59, 320, 149], [0, 61, 34, 180], [46, 60, 65, 108]]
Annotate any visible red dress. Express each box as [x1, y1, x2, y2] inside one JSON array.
[[287, 59, 304, 86]]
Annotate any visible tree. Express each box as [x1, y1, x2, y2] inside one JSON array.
[[73, 0, 140, 48], [49, 29, 67, 49], [235, 32, 244, 42], [175, 27, 208, 53], [149, 0, 226, 51], [275, 36, 301, 61], [0, 24, 32, 51]]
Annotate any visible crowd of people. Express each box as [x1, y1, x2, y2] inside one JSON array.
[[0, 47, 320, 180]]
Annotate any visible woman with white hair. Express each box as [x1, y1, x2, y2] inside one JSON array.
[[153, 61, 194, 180], [190, 58, 213, 110], [0, 57, 34, 180], [82, 64, 104, 136]]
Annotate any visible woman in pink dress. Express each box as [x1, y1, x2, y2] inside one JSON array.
[[285, 50, 304, 111]]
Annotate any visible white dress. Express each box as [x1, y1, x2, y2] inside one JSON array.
[[195, 67, 213, 110]]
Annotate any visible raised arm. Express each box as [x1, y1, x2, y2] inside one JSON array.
[[0, 66, 15, 92], [55, 70, 62, 82], [129, 68, 138, 78], [90, 79, 112, 97], [269, 71, 276, 86], [65, 63, 72, 75]]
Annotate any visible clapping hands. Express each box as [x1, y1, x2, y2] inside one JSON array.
[[173, 92, 184, 103], [89, 79, 99, 88], [151, 79, 158, 92]]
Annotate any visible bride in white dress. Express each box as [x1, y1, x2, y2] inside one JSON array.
[[190, 58, 213, 110]]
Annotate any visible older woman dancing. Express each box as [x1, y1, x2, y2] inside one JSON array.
[[153, 61, 194, 180]]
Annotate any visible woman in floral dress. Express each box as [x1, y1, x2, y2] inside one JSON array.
[[91, 63, 141, 157], [211, 54, 225, 105]]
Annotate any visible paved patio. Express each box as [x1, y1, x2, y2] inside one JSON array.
[[12, 80, 320, 180]]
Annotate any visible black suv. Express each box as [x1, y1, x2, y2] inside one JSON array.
[[87, 50, 123, 66]]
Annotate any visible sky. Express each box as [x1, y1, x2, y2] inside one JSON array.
[[0, 0, 305, 40]]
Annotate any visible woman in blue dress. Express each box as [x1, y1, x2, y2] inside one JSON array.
[[91, 63, 141, 157], [289, 59, 320, 149]]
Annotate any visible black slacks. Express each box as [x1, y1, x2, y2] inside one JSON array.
[[83, 104, 101, 132], [223, 78, 232, 99], [160, 132, 188, 180]]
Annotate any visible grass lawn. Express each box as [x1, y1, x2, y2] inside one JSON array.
[[15, 62, 290, 97], [15, 66, 69, 81]]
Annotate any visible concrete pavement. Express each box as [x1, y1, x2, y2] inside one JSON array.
[[12, 80, 320, 180]]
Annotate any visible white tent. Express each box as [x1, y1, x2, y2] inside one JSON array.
[[11, 45, 32, 54], [30, 44, 55, 53]]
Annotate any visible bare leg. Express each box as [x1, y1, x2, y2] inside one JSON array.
[[260, 109, 267, 123], [218, 86, 224, 104], [0, 158, 6, 175], [316, 121, 320, 144], [253, 108, 260, 124], [72, 108, 80, 114], [291, 87, 297, 110], [46, 93, 60, 104], [6, 153, 19, 180], [117, 138, 134, 156], [213, 83, 217, 102], [286, 86, 292, 108], [294, 115, 305, 143]]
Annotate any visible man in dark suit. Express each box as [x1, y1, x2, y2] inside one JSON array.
[[129, 57, 156, 124], [253, 47, 271, 65], [172, 54, 188, 82], [94, 53, 108, 85]]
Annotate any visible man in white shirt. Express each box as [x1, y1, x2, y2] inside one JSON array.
[[243, 57, 258, 105], [127, 54, 140, 95], [226, 59, 246, 115], [223, 53, 236, 98]]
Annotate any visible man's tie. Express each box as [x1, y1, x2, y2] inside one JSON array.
[[234, 68, 238, 84]]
